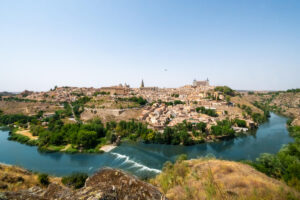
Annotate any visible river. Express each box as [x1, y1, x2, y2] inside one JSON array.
[[0, 113, 293, 178]]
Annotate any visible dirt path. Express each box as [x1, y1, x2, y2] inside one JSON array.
[[15, 129, 38, 140]]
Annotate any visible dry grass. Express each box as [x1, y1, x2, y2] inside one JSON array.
[[0, 101, 60, 115], [0, 164, 61, 192], [231, 96, 264, 114], [151, 158, 300, 200], [15, 129, 38, 140], [81, 107, 142, 123]]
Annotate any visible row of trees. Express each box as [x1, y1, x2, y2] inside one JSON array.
[[158, 100, 185, 106], [0, 114, 37, 126], [0, 96, 37, 103], [116, 96, 148, 106], [286, 88, 300, 93]]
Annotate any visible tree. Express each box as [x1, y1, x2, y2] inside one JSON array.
[[30, 125, 45, 136], [211, 120, 235, 136], [77, 130, 97, 148], [163, 127, 173, 144], [62, 173, 88, 189], [234, 119, 247, 127], [196, 122, 206, 133], [82, 119, 105, 138]]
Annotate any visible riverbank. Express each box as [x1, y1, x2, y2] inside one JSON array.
[[0, 113, 291, 178], [6, 121, 256, 155], [8, 128, 105, 154]]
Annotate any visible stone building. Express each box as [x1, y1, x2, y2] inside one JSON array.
[[193, 79, 209, 87], [100, 84, 130, 95]]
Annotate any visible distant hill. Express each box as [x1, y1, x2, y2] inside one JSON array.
[[0, 91, 18, 96]]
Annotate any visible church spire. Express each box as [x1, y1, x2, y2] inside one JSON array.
[[140, 79, 144, 88]]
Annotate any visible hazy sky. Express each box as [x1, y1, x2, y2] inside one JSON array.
[[0, 0, 299, 92]]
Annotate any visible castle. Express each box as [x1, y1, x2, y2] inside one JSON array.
[[193, 79, 209, 87]]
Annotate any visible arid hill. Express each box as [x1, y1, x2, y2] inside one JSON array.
[[151, 158, 300, 200], [1, 166, 166, 200], [1, 158, 300, 200], [243, 92, 300, 126]]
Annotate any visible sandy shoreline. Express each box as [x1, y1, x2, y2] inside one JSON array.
[[15, 129, 38, 140], [100, 145, 117, 152]]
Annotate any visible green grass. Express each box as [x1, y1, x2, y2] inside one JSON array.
[[64, 145, 78, 154], [8, 131, 39, 146], [47, 145, 65, 151]]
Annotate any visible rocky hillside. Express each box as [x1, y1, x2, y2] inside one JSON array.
[[1, 159, 299, 200], [244, 91, 300, 126], [1, 167, 166, 200]]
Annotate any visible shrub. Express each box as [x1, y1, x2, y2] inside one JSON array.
[[38, 173, 49, 186], [196, 106, 218, 117], [214, 86, 235, 96], [177, 154, 188, 162], [62, 173, 88, 189], [234, 119, 247, 127]]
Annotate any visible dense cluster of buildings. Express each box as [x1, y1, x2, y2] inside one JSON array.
[[19, 79, 255, 130]]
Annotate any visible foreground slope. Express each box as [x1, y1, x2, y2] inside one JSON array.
[[1, 166, 166, 200], [1, 158, 299, 200], [151, 158, 300, 200]]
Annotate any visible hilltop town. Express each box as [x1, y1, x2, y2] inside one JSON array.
[[0, 79, 262, 133]]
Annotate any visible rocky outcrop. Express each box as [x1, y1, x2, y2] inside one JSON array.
[[2, 168, 166, 200]]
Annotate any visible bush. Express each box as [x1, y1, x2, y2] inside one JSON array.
[[38, 173, 49, 186], [211, 120, 235, 136], [214, 86, 235, 96], [177, 154, 188, 162], [153, 155, 189, 193], [234, 119, 247, 127], [196, 106, 218, 117], [62, 173, 88, 189]]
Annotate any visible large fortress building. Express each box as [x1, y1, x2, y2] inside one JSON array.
[[193, 79, 209, 87]]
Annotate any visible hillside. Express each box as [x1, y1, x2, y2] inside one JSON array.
[[1, 159, 299, 200], [243, 91, 300, 126], [151, 158, 300, 200], [1, 165, 165, 200]]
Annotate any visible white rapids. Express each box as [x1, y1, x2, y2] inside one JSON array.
[[111, 152, 162, 173]]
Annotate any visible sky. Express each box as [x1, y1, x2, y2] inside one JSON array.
[[0, 0, 299, 92]]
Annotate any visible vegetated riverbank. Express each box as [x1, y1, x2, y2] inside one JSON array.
[[245, 122, 300, 192], [239, 89, 300, 191], [0, 109, 267, 154], [0, 113, 290, 179]]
